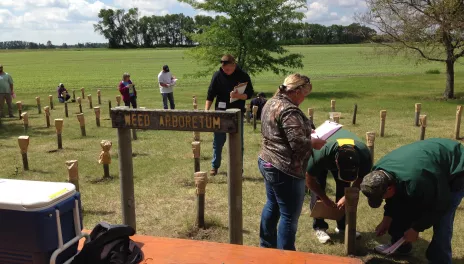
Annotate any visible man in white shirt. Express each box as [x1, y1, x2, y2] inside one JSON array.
[[157, 65, 176, 109]]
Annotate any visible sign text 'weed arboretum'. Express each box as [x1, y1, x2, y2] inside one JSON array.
[[111, 108, 239, 133]]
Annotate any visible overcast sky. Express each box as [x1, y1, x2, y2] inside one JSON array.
[[0, 0, 367, 45]]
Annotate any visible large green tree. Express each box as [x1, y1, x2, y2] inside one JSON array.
[[359, 0, 464, 98], [178, 0, 307, 76]]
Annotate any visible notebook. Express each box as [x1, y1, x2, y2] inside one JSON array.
[[230, 82, 248, 103], [311, 120, 343, 140]]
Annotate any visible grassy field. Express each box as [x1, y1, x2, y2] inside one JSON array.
[[1, 45, 464, 263]]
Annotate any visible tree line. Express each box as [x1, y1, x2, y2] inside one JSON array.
[[0, 41, 107, 50], [93, 8, 377, 48]]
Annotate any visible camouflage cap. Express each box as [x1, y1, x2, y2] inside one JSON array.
[[360, 170, 392, 208]]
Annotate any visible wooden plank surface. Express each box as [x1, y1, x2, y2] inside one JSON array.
[[110, 108, 239, 133], [78, 232, 363, 264]]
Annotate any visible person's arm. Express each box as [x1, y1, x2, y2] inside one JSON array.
[[9, 75, 13, 93], [205, 100, 213, 111], [205, 73, 218, 110], [118, 82, 128, 93], [280, 110, 312, 159]]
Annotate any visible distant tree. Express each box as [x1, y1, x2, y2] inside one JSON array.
[[46, 40, 53, 49], [359, 0, 464, 98], [62, 43, 68, 49], [178, 0, 307, 76]]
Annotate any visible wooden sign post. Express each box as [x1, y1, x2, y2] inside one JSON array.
[[77, 97, 83, 114], [80, 88, 85, 100], [116, 95, 121, 106], [366, 132, 375, 162], [419, 115, 427, 140], [245, 103, 251, 124], [331, 99, 336, 112], [111, 107, 243, 243], [308, 108, 314, 124], [192, 141, 201, 173], [94, 107, 101, 127], [345, 187, 360, 256], [252, 105, 258, 131], [44, 106, 51, 128], [352, 104, 357, 125], [88, 94, 93, 109], [22, 112, 29, 133], [36, 97, 41, 114], [66, 160, 79, 192], [97, 90, 102, 105], [64, 102, 69, 117], [77, 113, 86, 136], [99, 140, 112, 179], [49, 95, 54, 110], [455, 105, 463, 139], [16, 101, 22, 119], [415, 103, 421, 126], [194, 171, 208, 229], [380, 110, 387, 137], [18, 136, 30, 171], [55, 119, 64, 149]]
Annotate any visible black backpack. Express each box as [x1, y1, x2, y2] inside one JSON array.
[[71, 222, 144, 264]]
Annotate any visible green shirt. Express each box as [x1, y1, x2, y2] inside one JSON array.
[[0, 72, 13, 94], [306, 128, 372, 179], [373, 138, 464, 232]]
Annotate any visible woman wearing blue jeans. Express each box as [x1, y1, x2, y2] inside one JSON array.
[[258, 73, 326, 250]]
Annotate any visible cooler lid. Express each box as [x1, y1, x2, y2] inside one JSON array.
[[0, 179, 76, 211]]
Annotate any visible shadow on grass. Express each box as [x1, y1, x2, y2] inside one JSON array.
[[308, 91, 361, 100], [87, 176, 116, 184], [0, 122, 55, 139], [83, 209, 115, 217], [177, 218, 250, 241], [30, 169, 52, 174]]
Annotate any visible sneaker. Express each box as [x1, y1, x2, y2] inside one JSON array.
[[374, 243, 412, 256], [315, 229, 331, 244], [334, 227, 361, 239], [209, 168, 218, 176]]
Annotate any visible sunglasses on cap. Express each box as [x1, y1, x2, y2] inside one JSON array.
[[220, 60, 233, 65]]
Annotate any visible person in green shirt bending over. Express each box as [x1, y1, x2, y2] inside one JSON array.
[[361, 138, 464, 263], [0, 64, 14, 118], [306, 128, 372, 244]]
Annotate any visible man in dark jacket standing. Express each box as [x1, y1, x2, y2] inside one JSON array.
[[360, 138, 464, 263], [205, 54, 254, 176]]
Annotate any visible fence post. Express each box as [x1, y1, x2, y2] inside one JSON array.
[[36, 97, 41, 114], [380, 110, 387, 137], [194, 171, 208, 229], [18, 136, 30, 171], [77, 113, 86, 136], [366, 132, 375, 162], [49, 95, 54, 110], [455, 106, 463, 139], [331, 99, 336, 112], [97, 90, 102, 105], [17, 101, 22, 119], [345, 187, 360, 255], [94, 107, 101, 127], [352, 104, 357, 125], [44, 106, 51, 128], [55, 119, 64, 149], [66, 160, 79, 192], [420, 115, 427, 140], [22, 112, 28, 133], [414, 103, 421, 126]]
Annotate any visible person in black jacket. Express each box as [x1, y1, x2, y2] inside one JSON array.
[[250, 92, 267, 120], [205, 54, 254, 176]]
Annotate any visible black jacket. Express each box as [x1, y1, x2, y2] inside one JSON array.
[[206, 66, 254, 112]]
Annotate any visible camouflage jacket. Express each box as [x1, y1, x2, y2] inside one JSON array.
[[259, 93, 313, 179]]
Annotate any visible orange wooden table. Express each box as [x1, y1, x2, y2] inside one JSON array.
[[78, 232, 362, 264]]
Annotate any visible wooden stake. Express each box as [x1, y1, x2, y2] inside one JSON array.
[[44, 106, 51, 128], [194, 171, 208, 229], [81, 87, 85, 99], [455, 105, 463, 139], [345, 187, 360, 256], [108, 100, 112, 117], [245, 103, 251, 124], [99, 140, 112, 179], [420, 115, 427, 140], [331, 99, 336, 112], [55, 119, 64, 149], [77, 113, 86, 136], [193, 96, 198, 110], [49, 95, 54, 110], [252, 105, 258, 131], [88, 94, 93, 109], [308, 108, 314, 124], [94, 107, 101, 127], [77, 97, 83, 114], [380, 110, 387, 137], [192, 141, 201, 173], [333, 113, 340, 124], [36, 97, 41, 114], [194, 131, 200, 141], [18, 136, 29, 171], [352, 104, 357, 125], [415, 103, 421, 127], [97, 90, 102, 105], [72, 90, 76, 101], [66, 160, 79, 192], [21, 112, 28, 133], [366, 132, 375, 162], [64, 102, 69, 117], [16, 101, 22, 119], [116, 95, 121, 106]]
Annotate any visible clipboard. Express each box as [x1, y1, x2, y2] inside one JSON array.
[[311, 120, 343, 140], [310, 200, 345, 221], [230, 82, 248, 103]]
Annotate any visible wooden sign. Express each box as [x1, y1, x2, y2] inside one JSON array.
[[110, 108, 239, 133]]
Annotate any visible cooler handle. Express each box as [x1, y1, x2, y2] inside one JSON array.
[[50, 199, 90, 264]]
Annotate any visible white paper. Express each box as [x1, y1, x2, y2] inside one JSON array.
[[230, 82, 247, 103], [311, 120, 343, 140], [218, 102, 226, 109], [380, 237, 406, 255], [170, 79, 178, 87]]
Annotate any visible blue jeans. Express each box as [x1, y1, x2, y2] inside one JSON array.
[[258, 158, 305, 250], [162, 92, 175, 109], [211, 113, 244, 169], [58, 95, 70, 103]]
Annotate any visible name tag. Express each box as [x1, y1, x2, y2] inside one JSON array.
[[218, 102, 226, 110]]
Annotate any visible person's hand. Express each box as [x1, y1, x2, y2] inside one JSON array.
[[403, 228, 419, 243], [312, 138, 327, 150], [336, 196, 346, 210], [230, 89, 239, 99], [375, 216, 392, 237], [321, 196, 337, 208]]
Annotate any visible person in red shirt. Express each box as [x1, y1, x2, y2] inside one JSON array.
[[118, 72, 137, 108]]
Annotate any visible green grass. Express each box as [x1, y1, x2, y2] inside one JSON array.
[[1, 45, 464, 263]]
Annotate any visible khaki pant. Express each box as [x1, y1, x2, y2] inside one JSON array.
[[0, 93, 13, 117]]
